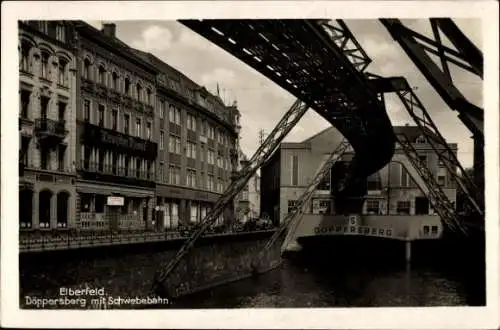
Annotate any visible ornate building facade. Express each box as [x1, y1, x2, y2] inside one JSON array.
[[18, 21, 78, 231], [18, 21, 242, 232], [131, 50, 241, 230], [73, 22, 158, 230]]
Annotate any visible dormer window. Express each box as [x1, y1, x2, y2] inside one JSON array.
[[56, 24, 65, 42]]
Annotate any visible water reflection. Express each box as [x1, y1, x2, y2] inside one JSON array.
[[172, 258, 472, 308]]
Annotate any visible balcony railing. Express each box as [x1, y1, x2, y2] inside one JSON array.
[[79, 161, 154, 181], [34, 118, 68, 141]]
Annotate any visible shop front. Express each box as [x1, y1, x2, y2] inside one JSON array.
[[155, 184, 224, 231], [76, 181, 154, 231]]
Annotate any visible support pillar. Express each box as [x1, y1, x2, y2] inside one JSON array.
[[405, 239, 412, 263]]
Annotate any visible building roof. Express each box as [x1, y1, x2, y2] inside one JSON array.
[[130, 48, 229, 110], [74, 21, 159, 74], [301, 124, 446, 145]]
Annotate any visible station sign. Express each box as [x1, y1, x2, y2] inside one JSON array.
[[107, 196, 125, 206]]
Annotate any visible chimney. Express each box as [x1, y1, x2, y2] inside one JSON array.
[[102, 23, 116, 38]]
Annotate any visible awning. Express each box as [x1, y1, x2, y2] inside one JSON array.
[[76, 182, 154, 198]]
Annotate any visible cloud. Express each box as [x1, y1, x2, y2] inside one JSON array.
[[131, 25, 174, 52]]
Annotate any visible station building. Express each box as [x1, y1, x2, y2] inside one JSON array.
[[18, 21, 78, 230], [261, 125, 458, 225], [73, 22, 159, 230]]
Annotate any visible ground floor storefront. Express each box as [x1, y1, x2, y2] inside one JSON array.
[[76, 181, 155, 231], [154, 184, 230, 231], [19, 170, 76, 230]]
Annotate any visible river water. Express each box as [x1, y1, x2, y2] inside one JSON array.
[[171, 254, 483, 308]]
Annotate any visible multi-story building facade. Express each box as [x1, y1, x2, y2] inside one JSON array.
[[73, 22, 159, 230], [261, 125, 458, 225], [129, 50, 241, 230], [235, 150, 261, 222], [18, 21, 78, 230]]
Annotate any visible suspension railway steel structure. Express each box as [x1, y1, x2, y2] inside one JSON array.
[[151, 19, 484, 294]]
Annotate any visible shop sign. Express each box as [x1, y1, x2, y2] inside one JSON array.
[[107, 196, 125, 206]]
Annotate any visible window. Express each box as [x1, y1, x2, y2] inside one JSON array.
[[207, 150, 215, 165], [41, 52, 50, 79], [438, 159, 445, 167], [83, 99, 90, 122], [124, 78, 131, 95], [366, 200, 380, 214], [423, 225, 430, 236], [98, 104, 105, 127], [416, 135, 426, 144], [190, 204, 199, 223], [112, 72, 118, 90], [98, 65, 106, 85], [397, 201, 411, 215], [187, 170, 197, 187], [217, 156, 223, 168], [187, 114, 196, 131], [40, 149, 49, 170], [58, 102, 66, 122], [124, 156, 130, 176], [83, 58, 91, 80], [207, 175, 215, 191], [136, 84, 142, 101], [288, 200, 299, 213], [169, 166, 180, 185], [146, 122, 152, 140], [217, 180, 223, 193], [20, 90, 30, 118], [58, 59, 67, 86], [207, 125, 215, 139], [431, 225, 438, 235], [57, 145, 65, 171], [186, 142, 197, 159], [169, 105, 180, 125], [291, 155, 299, 186], [418, 155, 427, 165], [136, 118, 142, 137], [201, 120, 207, 136], [20, 42, 31, 72], [147, 88, 152, 105], [401, 167, 410, 187], [56, 24, 65, 42], [111, 109, 118, 130], [437, 175, 446, 186], [169, 136, 181, 154], [317, 172, 331, 190], [124, 114, 130, 134], [160, 101, 165, 119], [159, 131, 165, 150], [40, 96, 49, 118]]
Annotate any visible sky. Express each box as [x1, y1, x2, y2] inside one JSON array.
[[86, 19, 482, 168]]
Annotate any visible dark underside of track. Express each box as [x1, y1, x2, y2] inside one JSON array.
[[180, 19, 396, 182]]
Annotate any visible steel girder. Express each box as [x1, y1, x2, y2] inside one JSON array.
[[151, 99, 309, 295], [369, 75, 483, 217], [180, 19, 396, 178], [396, 134, 468, 235], [380, 19, 484, 145], [252, 139, 351, 270]]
